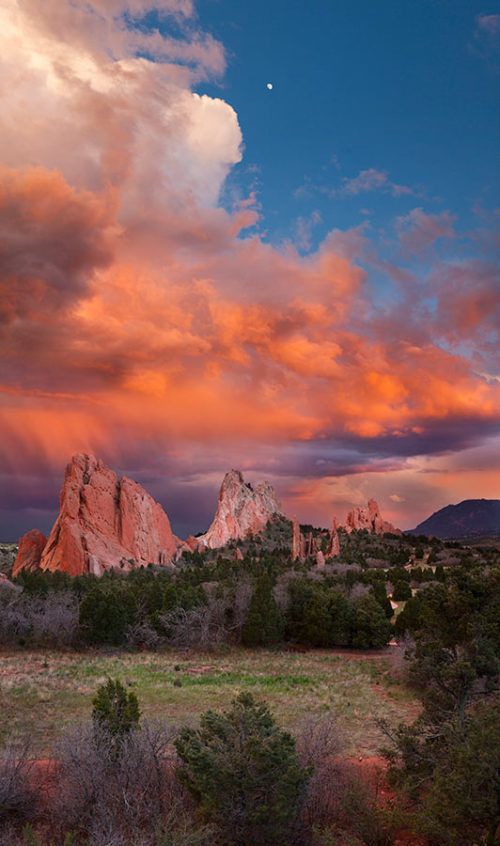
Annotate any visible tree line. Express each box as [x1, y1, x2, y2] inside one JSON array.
[[4, 525, 494, 651]]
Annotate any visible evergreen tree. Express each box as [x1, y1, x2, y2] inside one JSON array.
[[175, 692, 310, 846], [394, 595, 422, 638], [383, 566, 500, 845], [372, 580, 394, 617], [241, 576, 284, 646], [328, 590, 355, 646], [351, 594, 392, 648], [300, 589, 332, 646], [392, 580, 412, 602], [418, 697, 500, 846], [92, 677, 140, 738], [79, 587, 132, 645]]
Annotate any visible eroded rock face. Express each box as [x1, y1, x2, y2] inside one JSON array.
[[27, 454, 180, 577], [328, 519, 340, 557], [315, 550, 325, 568], [12, 529, 47, 578], [343, 499, 401, 536], [197, 470, 282, 549], [291, 518, 302, 562]]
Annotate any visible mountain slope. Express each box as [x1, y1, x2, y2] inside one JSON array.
[[410, 499, 500, 539]]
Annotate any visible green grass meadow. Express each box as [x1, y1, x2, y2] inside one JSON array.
[[0, 646, 418, 756]]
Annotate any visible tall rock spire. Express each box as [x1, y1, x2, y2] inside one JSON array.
[[196, 470, 282, 549]]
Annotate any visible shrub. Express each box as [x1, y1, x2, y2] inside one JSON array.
[[0, 591, 79, 647], [0, 741, 39, 825], [92, 677, 140, 739], [158, 597, 228, 649], [295, 711, 344, 770], [51, 720, 182, 843], [175, 692, 310, 845], [303, 761, 396, 846]]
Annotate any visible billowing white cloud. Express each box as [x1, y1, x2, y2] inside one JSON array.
[[0, 0, 241, 208]]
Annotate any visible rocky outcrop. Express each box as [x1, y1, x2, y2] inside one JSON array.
[[12, 529, 47, 578], [315, 550, 325, 568], [342, 499, 401, 536], [291, 518, 302, 562], [0, 572, 19, 591], [327, 519, 340, 557], [19, 454, 181, 577], [197, 470, 282, 549], [292, 522, 324, 563]]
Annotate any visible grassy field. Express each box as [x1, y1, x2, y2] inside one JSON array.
[[0, 646, 419, 757]]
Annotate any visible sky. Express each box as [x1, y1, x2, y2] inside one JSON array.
[[0, 0, 499, 541]]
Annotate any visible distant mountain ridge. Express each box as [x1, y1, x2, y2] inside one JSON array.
[[409, 499, 500, 539]]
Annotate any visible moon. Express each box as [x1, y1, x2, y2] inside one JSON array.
[[267, 83, 273, 90]]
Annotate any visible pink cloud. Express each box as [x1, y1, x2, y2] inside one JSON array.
[[340, 168, 413, 197], [428, 259, 500, 372], [395, 208, 456, 254], [471, 13, 500, 60], [476, 14, 500, 36], [294, 210, 322, 251]]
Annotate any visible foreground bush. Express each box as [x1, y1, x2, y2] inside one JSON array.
[[0, 741, 39, 825], [295, 716, 396, 846], [50, 720, 203, 844], [175, 692, 311, 845], [304, 762, 396, 846], [92, 676, 140, 739]]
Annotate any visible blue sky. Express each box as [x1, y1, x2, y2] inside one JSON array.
[[196, 0, 499, 248]]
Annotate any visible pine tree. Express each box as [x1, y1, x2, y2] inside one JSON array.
[[352, 594, 392, 648], [175, 692, 310, 845], [92, 677, 140, 738], [241, 575, 284, 646]]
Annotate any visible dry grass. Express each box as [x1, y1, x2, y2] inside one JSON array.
[[0, 646, 418, 756]]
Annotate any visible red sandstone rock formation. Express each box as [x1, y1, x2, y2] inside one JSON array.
[[17, 454, 181, 577], [184, 536, 199, 552], [327, 518, 340, 557], [291, 522, 319, 562], [291, 518, 302, 562], [196, 470, 282, 549], [343, 499, 401, 535], [12, 529, 47, 578], [315, 550, 325, 568]]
